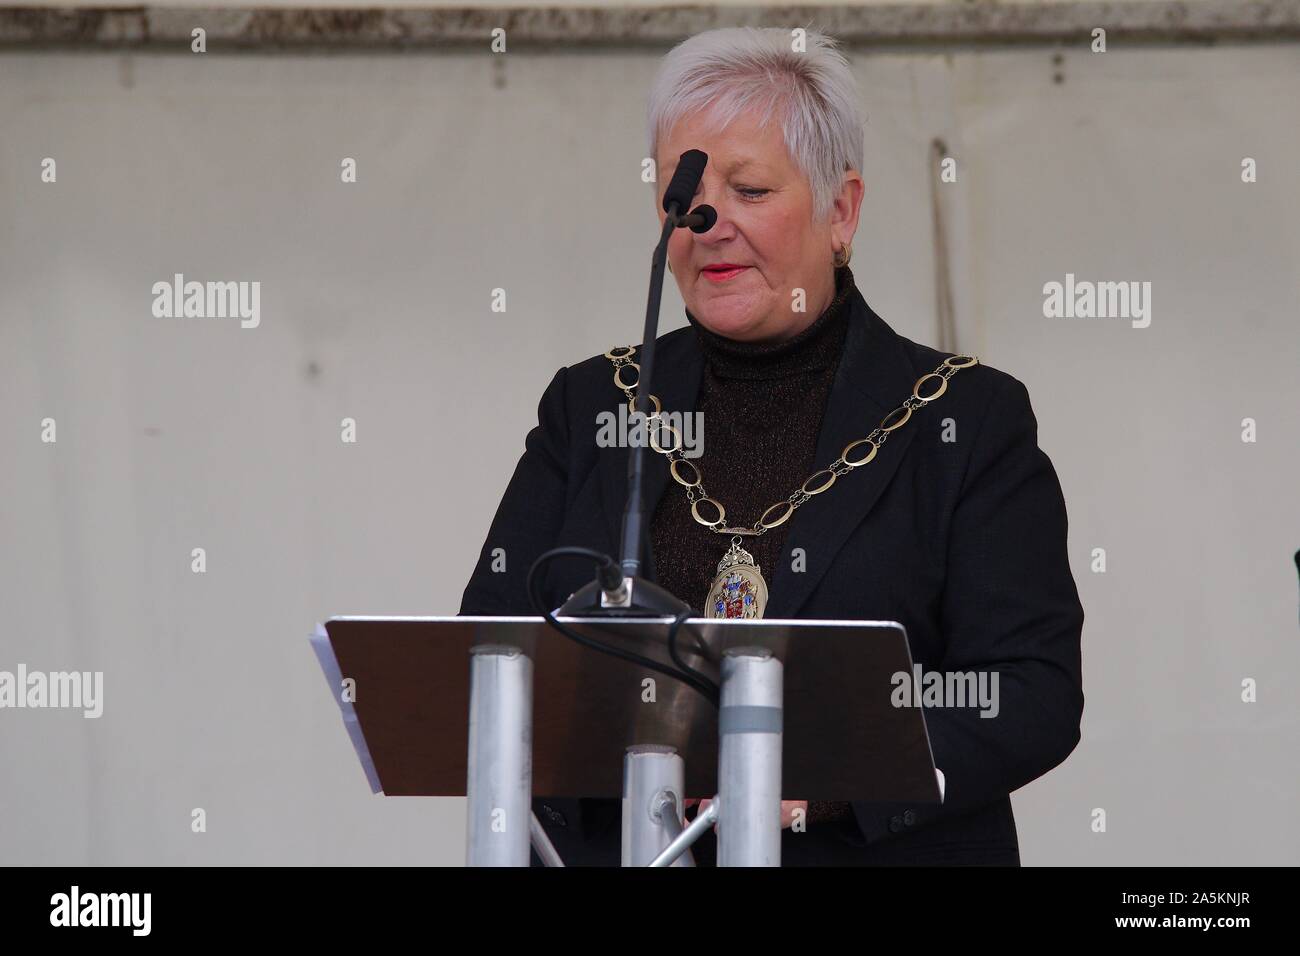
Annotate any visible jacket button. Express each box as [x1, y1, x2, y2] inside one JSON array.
[[903, 810, 916, 826], [541, 804, 567, 827], [888, 815, 903, 833]]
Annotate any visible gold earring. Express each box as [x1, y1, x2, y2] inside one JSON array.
[[667, 260, 674, 275], [833, 243, 852, 268]]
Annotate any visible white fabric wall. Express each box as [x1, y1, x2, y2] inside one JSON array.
[[0, 42, 1297, 865]]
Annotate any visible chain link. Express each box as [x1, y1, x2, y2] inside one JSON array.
[[604, 346, 978, 536]]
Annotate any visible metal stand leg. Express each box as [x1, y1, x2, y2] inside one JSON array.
[[529, 812, 565, 867], [466, 645, 532, 866], [621, 745, 694, 866], [717, 647, 783, 867]]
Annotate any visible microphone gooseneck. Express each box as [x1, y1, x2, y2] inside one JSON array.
[[527, 148, 721, 706]]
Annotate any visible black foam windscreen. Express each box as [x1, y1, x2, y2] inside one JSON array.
[[687, 204, 718, 234], [661, 149, 709, 215]]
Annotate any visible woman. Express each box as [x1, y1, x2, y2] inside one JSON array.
[[459, 26, 1084, 866]]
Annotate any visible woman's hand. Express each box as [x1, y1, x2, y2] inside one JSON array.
[[684, 798, 807, 829], [780, 800, 808, 828]]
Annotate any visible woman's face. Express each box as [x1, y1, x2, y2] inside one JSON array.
[[655, 106, 861, 343]]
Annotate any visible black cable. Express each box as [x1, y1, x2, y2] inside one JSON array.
[[527, 548, 720, 708], [667, 607, 720, 707]]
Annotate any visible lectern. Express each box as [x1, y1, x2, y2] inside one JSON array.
[[310, 614, 941, 867]]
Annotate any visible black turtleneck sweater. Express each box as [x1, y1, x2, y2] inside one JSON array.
[[649, 264, 855, 613], [649, 264, 857, 827]]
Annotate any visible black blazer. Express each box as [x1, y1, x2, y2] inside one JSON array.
[[458, 286, 1085, 866]]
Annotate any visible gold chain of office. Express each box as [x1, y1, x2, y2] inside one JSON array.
[[603, 346, 979, 537]]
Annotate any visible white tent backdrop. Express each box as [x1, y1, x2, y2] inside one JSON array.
[[0, 36, 1297, 864]]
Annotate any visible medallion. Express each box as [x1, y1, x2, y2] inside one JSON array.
[[705, 537, 768, 619]]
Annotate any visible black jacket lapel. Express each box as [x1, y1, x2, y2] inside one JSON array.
[[762, 291, 922, 619]]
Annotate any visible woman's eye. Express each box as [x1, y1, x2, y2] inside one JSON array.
[[737, 187, 769, 200]]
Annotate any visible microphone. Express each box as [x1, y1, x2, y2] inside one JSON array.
[[555, 150, 714, 617], [675, 204, 717, 234]]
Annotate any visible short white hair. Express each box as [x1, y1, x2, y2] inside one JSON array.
[[647, 26, 864, 223]]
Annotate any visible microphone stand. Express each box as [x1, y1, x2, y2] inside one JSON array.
[[558, 203, 711, 618]]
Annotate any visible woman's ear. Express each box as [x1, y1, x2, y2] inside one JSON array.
[[831, 171, 865, 248]]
